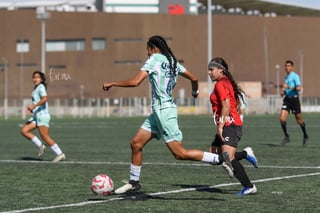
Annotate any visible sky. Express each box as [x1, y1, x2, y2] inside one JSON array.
[[260, 0, 320, 10]]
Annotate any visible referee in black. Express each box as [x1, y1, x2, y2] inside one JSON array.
[[280, 60, 309, 145]]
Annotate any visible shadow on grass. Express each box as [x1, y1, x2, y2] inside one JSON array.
[[88, 192, 153, 201], [262, 143, 283, 147], [18, 157, 43, 161], [88, 184, 237, 201], [87, 186, 228, 202], [173, 184, 238, 195]]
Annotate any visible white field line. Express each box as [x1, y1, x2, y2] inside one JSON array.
[[0, 159, 320, 169], [0, 164, 319, 213], [1, 172, 320, 213]]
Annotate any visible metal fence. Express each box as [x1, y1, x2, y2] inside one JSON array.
[[0, 96, 319, 119]]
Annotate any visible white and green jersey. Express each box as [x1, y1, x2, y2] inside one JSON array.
[[141, 53, 186, 110], [32, 84, 49, 115]]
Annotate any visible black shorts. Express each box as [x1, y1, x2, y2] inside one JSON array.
[[211, 124, 242, 148], [281, 96, 301, 114]]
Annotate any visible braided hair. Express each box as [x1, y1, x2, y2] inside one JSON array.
[[209, 57, 245, 109], [147, 35, 178, 75]]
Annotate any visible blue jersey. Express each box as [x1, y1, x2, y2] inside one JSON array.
[[284, 71, 300, 96], [141, 53, 186, 110]]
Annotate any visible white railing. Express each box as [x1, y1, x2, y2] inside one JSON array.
[[0, 96, 319, 119]]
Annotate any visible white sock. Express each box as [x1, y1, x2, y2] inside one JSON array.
[[30, 136, 43, 148], [129, 164, 141, 182], [50, 144, 63, 155], [201, 152, 220, 164]]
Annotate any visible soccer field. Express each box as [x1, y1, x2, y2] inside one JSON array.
[[0, 114, 319, 213]]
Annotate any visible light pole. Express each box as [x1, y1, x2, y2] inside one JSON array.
[[275, 64, 280, 96], [299, 51, 304, 102], [207, 0, 213, 112], [36, 6, 50, 74], [1, 57, 8, 120], [19, 39, 24, 101], [263, 26, 270, 95]]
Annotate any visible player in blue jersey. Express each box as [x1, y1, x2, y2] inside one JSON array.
[[21, 71, 66, 162], [280, 60, 309, 145], [103, 35, 233, 194]]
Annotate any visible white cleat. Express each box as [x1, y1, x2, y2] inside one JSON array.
[[237, 184, 257, 196], [221, 162, 234, 178], [38, 144, 46, 158], [52, 153, 66, 162], [114, 180, 141, 194], [244, 147, 258, 168]]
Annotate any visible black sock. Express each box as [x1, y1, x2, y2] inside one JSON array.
[[231, 159, 253, 188], [280, 121, 289, 137], [235, 151, 246, 161], [300, 122, 308, 138]]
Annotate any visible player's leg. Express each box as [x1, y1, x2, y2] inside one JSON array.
[[295, 112, 309, 144], [160, 107, 230, 166], [115, 128, 154, 194], [37, 125, 65, 162], [21, 119, 46, 157], [223, 144, 256, 196], [21, 120, 37, 140], [115, 114, 156, 194], [209, 135, 234, 177], [37, 114, 65, 162], [166, 141, 232, 177], [280, 109, 290, 144]]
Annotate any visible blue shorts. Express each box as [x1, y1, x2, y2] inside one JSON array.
[[27, 113, 51, 127], [141, 107, 183, 143]]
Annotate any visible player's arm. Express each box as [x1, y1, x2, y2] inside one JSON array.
[[27, 96, 48, 112], [103, 70, 148, 91], [293, 85, 302, 92], [283, 83, 302, 92], [180, 70, 199, 98], [218, 98, 231, 141]]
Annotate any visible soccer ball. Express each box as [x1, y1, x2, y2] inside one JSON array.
[[91, 174, 114, 196]]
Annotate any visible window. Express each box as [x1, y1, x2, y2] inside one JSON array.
[[114, 38, 142, 43], [16, 40, 30, 53], [46, 39, 85, 52], [92, 38, 106, 50]]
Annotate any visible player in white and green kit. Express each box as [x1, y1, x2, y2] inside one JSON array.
[[103, 35, 233, 194], [21, 71, 66, 162]]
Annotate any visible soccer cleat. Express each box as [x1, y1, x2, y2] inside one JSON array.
[[52, 153, 66, 162], [237, 184, 257, 196], [303, 135, 309, 145], [38, 144, 46, 157], [114, 180, 141, 194], [244, 147, 258, 168], [221, 162, 234, 178], [221, 152, 233, 176], [282, 135, 290, 145]]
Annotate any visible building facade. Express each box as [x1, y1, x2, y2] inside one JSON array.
[[1, 10, 320, 102]]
